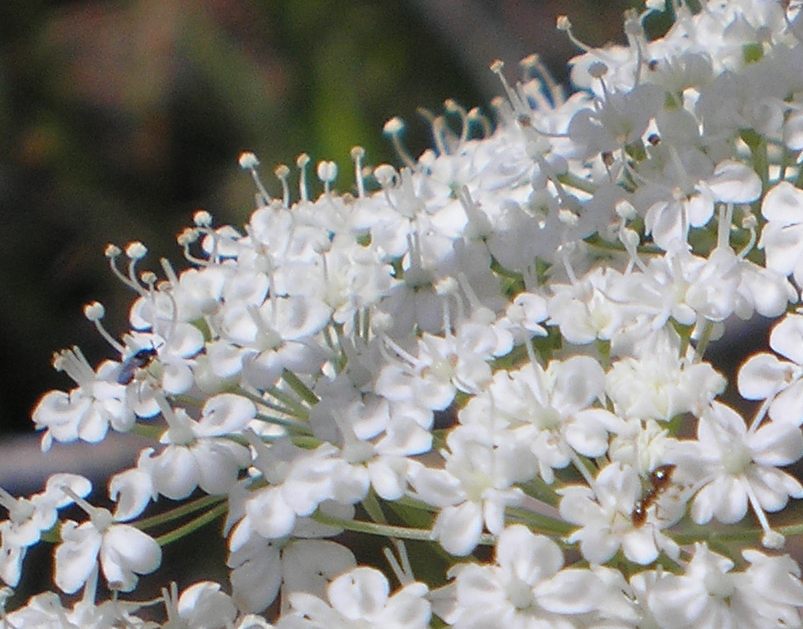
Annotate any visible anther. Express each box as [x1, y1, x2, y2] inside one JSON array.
[[274, 164, 291, 207], [193, 210, 212, 227], [350, 146, 366, 198], [296, 153, 311, 202], [383, 117, 417, 169], [239, 151, 272, 206], [317, 160, 338, 195]]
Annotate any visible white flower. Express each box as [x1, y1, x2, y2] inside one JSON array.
[[228, 508, 355, 614], [642, 159, 761, 251], [411, 425, 530, 556], [438, 524, 605, 628], [232, 439, 347, 542], [606, 337, 725, 421], [645, 543, 803, 628], [32, 347, 134, 450], [277, 566, 430, 629], [559, 461, 679, 565], [682, 401, 803, 546], [376, 326, 496, 409], [461, 356, 622, 484], [144, 393, 255, 500], [0, 474, 91, 587], [739, 313, 803, 425], [55, 504, 161, 594], [760, 180, 803, 286], [163, 581, 238, 629]]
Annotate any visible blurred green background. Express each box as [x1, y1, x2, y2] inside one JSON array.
[[8, 1, 799, 617], [0, 0, 640, 435]]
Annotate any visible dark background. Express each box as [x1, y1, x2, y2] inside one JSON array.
[[3, 1, 801, 617], [0, 0, 644, 437], [0, 0, 645, 606]]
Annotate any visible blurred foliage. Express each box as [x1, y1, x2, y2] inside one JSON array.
[[0, 0, 637, 433]]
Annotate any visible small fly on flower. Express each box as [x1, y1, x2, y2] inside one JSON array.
[[117, 347, 159, 385], [631, 464, 676, 528]]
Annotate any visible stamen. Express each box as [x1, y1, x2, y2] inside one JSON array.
[[467, 107, 492, 138], [373, 163, 398, 189], [556, 15, 593, 53], [152, 390, 194, 445], [317, 160, 338, 195], [489, 60, 530, 119], [274, 164, 291, 207], [623, 10, 646, 86], [737, 209, 757, 259], [160, 258, 180, 288], [520, 53, 565, 107], [383, 117, 417, 169], [84, 302, 125, 354], [457, 271, 495, 325], [715, 204, 733, 251], [60, 485, 110, 529], [742, 478, 785, 549], [425, 113, 452, 156], [435, 277, 458, 335], [53, 345, 101, 386], [124, 242, 149, 296], [296, 153, 311, 202], [445, 99, 470, 146], [350, 146, 366, 198], [105, 244, 141, 292], [177, 228, 210, 267], [193, 210, 212, 227], [238, 151, 271, 206], [457, 186, 492, 240], [383, 539, 415, 585]]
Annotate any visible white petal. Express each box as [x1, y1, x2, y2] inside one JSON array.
[[707, 160, 761, 202], [496, 525, 563, 583], [770, 314, 803, 364], [327, 567, 389, 620], [769, 381, 803, 425], [282, 539, 356, 601], [149, 446, 200, 500], [177, 581, 237, 627], [246, 488, 296, 539], [749, 421, 803, 465], [762, 181, 803, 224], [197, 393, 256, 435], [534, 569, 602, 614], [621, 527, 659, 565], [433, 503, 483, 556], [54, 523, 101, 594], [229, 541, 282, 613], [737, 354, 790, 400]]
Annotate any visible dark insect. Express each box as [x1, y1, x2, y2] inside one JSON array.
[[631, 464, 676, 528], [117, 347, 159, 385]]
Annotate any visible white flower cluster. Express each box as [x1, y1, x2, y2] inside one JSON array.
[[6, 0, 803, 626]]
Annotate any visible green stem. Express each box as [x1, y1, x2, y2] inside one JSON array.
[[134, 494, 226, 531], [505, 506, 574, 535], [255, 412, 313, 435], [362, 490, 388, 524], [282, 369, 320, 406], [154, 502, 228, 546], [557, 172, 597, 195], [312, 509, 495, 546], [694, 320, 714, 361], [742, 129, 769, 197], [519, 477, 561, 508], [237, 388, 305, 420], [265, 384, 310, 419], [780, 523, 803, 537], [130, 422, 164, 440]]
